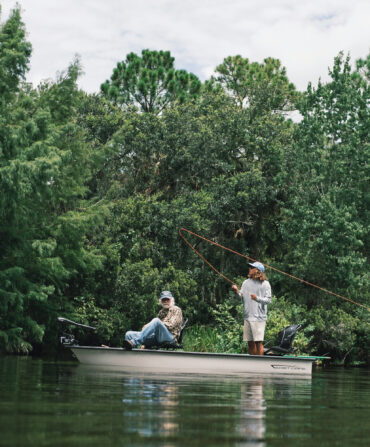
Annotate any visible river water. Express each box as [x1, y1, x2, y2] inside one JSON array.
[[0, 356, 369, 447]]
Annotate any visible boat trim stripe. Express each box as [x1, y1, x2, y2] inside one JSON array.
[[70, 346, 329, 361]]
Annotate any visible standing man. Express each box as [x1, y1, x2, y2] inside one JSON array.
[[123, 291, 183, 350], [232, 262, 272, 355]]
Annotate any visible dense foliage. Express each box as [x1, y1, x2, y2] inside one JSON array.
[[1, 6, 369, 364], [100, 49, 201, 114]]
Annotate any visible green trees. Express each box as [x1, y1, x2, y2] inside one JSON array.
[[276, 53, 370, 362], [281, 53, 369, 303], [1, 5, 368, 363], [101, 49, 201, 113], [0, 7, 31, 104], [93, 78, 295, 321], [214, 55, 298, 114], [0, 8, 38, 352], [0, 8, 103, 353]]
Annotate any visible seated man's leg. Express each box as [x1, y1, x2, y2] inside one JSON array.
[[139, 318, 175, 347], [125, 318, 176, 348], [125, 330, 142, 348], [124, 319, 160, 348], [153, 318, 176, 345]]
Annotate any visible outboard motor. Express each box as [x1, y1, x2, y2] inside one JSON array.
[[58, 317, 96, 346]]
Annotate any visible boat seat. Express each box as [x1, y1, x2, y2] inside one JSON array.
[[149, 317, 188, 350], [264, 324, 302, 356]]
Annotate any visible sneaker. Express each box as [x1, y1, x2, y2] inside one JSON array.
[[123, 339, 134, 350]]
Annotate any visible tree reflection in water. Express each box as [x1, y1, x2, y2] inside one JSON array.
[[113, 371, 312, 446], [4, 358, 367, 447]]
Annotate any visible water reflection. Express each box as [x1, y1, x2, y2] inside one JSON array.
[[74, 366, 312, 446], [238, 380, 265, 446], [122, 378, 180, 441], [2, 357, 369, 447]]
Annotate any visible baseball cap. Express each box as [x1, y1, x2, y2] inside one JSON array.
[[160, 290, 173, 300], [248, 261, 265, 273]]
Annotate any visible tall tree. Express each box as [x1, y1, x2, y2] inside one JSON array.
[[101, 49, 201, 114], [214, 55, 298, 115], [0, 6, 36, 352], [280, 53, 369, 308], [0, 8, 103, 353], [0, 6, 31, 104]]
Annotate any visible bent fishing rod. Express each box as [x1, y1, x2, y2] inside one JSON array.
[[179, 227, 370, 312]]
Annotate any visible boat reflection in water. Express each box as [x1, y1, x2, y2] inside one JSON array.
[[74, 365, 312, 446], [122, 377, 180, 440], [238, 379, 265, 446]]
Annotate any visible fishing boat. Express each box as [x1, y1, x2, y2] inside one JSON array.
[[70, 345, 327, 376], [58, 317, 329, 377]]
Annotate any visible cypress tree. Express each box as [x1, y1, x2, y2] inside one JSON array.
[[0, 8, 103, 353]]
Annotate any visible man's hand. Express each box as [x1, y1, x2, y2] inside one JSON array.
[[250, 293, 257, 301], [142, 323, 149, 330], [231, 284, 239, 294]]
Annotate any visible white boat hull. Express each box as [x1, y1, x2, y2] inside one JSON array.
[[70, 346, 317, 376]]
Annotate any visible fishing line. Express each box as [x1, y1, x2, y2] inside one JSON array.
[[179, 227, 370, 312]]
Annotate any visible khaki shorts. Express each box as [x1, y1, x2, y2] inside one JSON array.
[[243, 321, 266, 342]]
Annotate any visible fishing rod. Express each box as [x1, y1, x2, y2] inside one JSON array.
[[179, 227, 370, 312]]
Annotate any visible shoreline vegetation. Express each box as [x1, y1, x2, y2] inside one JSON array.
[[0, 6, 369, 365]]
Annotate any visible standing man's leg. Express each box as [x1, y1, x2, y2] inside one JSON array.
[[244, 321, 257, 354], [249, 321, 266, 356], [248, 341, 257, 355], [255, 341, 264, 356]]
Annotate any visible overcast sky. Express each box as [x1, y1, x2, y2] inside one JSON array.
[[1, 0, 369, 93]]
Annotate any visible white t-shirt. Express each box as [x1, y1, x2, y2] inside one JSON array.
[[240, 278, 272, 321]]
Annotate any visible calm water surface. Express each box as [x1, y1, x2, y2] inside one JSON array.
[[0, 356, 369, 447]]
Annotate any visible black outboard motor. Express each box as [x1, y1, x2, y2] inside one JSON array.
[[58, 317, 96, 346], [264, 324, 302, 355]]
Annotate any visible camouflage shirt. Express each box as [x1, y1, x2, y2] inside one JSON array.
[[157, 305, 183, 340]]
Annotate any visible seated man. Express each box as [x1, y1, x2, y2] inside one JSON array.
[[123, 291, 183, 350]]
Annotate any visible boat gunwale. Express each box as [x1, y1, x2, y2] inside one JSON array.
[[70, 346, 329, 361]]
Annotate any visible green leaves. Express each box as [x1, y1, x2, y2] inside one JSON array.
[[0, 7, 368, 363], [280, 52, 369, 310], [0, 7, 31, 104], [0, 10, 104, 353], [101, 49, 201, 113], [214, 55, 299, 114]]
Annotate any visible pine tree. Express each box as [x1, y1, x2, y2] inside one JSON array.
[[101, 49, 201, 114]]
